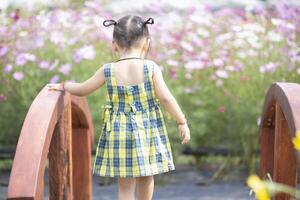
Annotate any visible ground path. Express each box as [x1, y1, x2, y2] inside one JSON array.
[[0, 164, 250, 200]]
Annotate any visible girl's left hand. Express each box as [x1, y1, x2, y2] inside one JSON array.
[[179, 123, 191, 144], [47, 83, 64, 91]]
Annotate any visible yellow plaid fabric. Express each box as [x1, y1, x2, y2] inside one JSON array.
[[93, 59, 175, 177]]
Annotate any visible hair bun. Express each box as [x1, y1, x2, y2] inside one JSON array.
[[143, 17, 154, 26], [103, 19, 117, 27]]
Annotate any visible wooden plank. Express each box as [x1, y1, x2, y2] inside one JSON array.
[[73, 128, 93, 200], [48, 93, 73, 200], [66, 94, 73, 200], [48, 118, 67, 200], [259, 125, 275, 179], [7, 86, 94, 199], [7, 86, 64, 199], [273, 102, 297, 200]]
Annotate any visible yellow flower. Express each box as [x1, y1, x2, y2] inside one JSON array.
[[292, 131, 300, 150], [247, 175, 270, 200]]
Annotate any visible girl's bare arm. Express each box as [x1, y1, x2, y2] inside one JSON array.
[[63, 65, 105, 96], [152, 63, 186, 123]]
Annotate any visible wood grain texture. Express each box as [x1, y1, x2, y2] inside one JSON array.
[[7, 86, 94, 200], [259, 82, 300, 200]]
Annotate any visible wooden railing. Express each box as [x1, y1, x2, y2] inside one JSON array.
[[7, 85, 95, 200], [259, 82, 300, 200]]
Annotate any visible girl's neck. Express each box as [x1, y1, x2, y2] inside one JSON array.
[[118, 49, 144, 59]]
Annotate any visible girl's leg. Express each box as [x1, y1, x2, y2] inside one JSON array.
[[118, 177, 136, 200], [136, 175, 154, 200]]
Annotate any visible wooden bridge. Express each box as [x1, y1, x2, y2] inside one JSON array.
[[259, 82, 300, 200], [5, 82, 300, 199], [6, 85, 95, 199]]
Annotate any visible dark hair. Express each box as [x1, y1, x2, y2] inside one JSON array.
[[103, 15, 154, 50]]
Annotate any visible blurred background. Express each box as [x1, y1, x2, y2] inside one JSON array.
[[0, 0, 299, 199]]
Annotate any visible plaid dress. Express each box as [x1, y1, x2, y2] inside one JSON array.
[[93, 59, 175, 177]]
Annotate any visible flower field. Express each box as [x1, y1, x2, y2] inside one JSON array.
[[1, 0, 299, 171]]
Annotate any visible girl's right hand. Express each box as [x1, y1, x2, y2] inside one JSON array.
[[47, 83, 64, 91], [179, 123, 190, 144]]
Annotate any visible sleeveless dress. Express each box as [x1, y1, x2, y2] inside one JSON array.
[[92, 59, 175, 177]]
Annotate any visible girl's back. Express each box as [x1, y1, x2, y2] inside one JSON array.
[[111, 59, 147, 86]]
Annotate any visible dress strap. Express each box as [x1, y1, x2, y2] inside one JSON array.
[[103, 63, 113, 86], [109, 63, 118, 86], [144, 59, 154, 84], [104, 63, 117, 85]]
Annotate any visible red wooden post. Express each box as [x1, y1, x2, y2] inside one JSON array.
[[273, 102, 297, 199], [259, 124, 275, 178], [48, 93, 73, 200], [73, 128, 93, 200], [259, 82, 300, 200], [7, 86, 94, 200]]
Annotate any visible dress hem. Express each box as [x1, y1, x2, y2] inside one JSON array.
[[93, 164, 175, 178]]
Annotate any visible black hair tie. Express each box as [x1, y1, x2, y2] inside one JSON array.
[[143, 17, 154, 26], [103, 19, 117, 27]]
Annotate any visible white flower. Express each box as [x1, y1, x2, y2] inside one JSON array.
[[243, 23, 265, 33], [216, 79, 223, 87], [213, 58, 224, 67], [167, 59, 179, 67], [237, 52, 247, 59], [74, 45, 96, 62], [216, 69, 229, 79], [184, 60, 204, 70], [197, 27, 210, 38], [267, 31, 282, 42], [180, 41, 194, 52], [271, 18, 284, 26], [257, 116, 261, 126], [233, 39, 246, 48], [50, 31, 65, 44]]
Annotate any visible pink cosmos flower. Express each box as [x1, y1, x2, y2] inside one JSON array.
[[180, 41, 194, 52], [0, 45, 8, 57], [50, 31, 65, 44], [197, 51, 210, 63], [39, 60, 50, 69], [213, 58, 224, 67], [259, 62, 278, 73], [59, 63, 72, 75], [13, 71, 24, 81], [15, 53, 36, 66], [50, 75, 60, 83], [4, 64, 13, 73], [33, 36, 45, 48], [190, 34, 203, 47], [218, 106, 226, 113], [169, 68, 177, 79], [49, 59, 59, 71], [166, 59, 179, 67], [0, 94, 7, 103], [289, 50, 300, 63]]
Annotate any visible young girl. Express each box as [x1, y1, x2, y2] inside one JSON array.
[[47, 15, 190, 200]]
